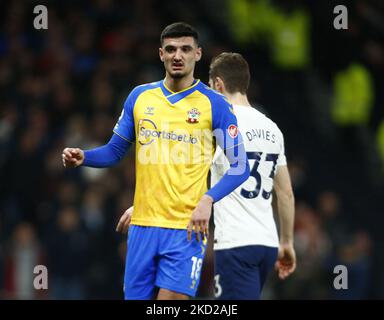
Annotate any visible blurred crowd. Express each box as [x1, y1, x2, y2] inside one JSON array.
[[0, 0, 383, 299]]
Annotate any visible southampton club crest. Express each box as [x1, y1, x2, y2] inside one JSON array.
[[186, 108, 201, 124]]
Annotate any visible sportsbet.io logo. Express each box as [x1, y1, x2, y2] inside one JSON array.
[[138, 119, 198, 146], [136, 120, 243, 167]]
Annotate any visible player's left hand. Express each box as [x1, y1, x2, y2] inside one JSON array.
[[275, 242, 296, 280], [187, 195, 213, 242], [116, 206, 133, 234]]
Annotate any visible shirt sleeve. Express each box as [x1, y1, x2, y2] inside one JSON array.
[[206, 94, 250, 202], [83, 133, 131, 168], [206, 142, 250, 202], [113, 91, 136, 143], [211, 95, 243, 151]]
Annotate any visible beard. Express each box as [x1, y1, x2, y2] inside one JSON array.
[[169, 70, 186, 79], [165, 62, 189, 79]]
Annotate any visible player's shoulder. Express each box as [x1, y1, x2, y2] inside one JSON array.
[[256, 105, 281, 128], [124, 81, 161, 106], [238, 104, 284, 135], [130, 81, 161, 97], [197, 82, 231, 106]]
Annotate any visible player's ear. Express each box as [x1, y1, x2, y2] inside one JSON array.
[[159, 48, 164, 62], [208, 77, 214, 89], [195, 47, 202, 62], [215, 77, 225, 93]]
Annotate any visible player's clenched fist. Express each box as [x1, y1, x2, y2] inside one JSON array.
[[62, 147, 84, 168]]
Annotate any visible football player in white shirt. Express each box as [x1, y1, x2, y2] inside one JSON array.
[[209, 52, 296, 299]]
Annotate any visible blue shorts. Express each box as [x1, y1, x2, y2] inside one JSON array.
[[214, 245, 278, 300], [124, 225, 207, 300]]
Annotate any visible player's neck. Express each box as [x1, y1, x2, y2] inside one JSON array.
[[164, 74, 195, 93], [225, 92, 251, 107]]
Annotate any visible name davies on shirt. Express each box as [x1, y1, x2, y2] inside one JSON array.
[[245, 128, 276, 143]]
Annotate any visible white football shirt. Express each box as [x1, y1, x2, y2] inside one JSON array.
[[211, 105, 287, 250]]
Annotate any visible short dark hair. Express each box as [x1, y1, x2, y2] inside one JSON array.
[[160, 22, 199, 46], [209, 52, 250, 94]]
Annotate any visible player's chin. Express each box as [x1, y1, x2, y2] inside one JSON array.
[[169, 70, 186, 79]]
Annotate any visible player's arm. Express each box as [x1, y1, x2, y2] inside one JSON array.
[[206, 98, 250, 203], [206, 143, 249, 202], [188, 97, 250, 241], [63, 133, 132, 168], [273, 165, 296, 279], [62, 132, 131, 168], [187, 143, 249, 241]]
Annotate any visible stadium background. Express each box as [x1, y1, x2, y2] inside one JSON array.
[[0, 0, 383, 299]]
